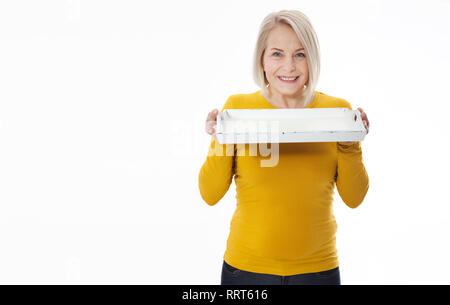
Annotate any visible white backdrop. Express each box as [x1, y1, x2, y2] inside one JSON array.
[[0, 0, 449, 284]]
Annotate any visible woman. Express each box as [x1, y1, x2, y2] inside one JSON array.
[[198, 10, 370, 285]]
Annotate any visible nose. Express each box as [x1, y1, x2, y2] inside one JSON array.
[[283, 56, 296, 72]]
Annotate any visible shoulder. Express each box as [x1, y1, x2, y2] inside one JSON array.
[[317, 91, 354, 110], [221, 91, 261, 110]]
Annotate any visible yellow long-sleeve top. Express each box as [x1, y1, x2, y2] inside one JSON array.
[[198, 90, 369, 276]]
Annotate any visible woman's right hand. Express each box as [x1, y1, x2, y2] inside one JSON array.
[[205, 109, 219, 139]]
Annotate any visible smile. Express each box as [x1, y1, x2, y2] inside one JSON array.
[[278, 76, 299, 83]]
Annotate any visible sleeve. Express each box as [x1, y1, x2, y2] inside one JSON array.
[[335, 100, 370, 208], [198, 96, 236, 206]]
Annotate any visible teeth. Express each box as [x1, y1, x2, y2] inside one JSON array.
[[279, 76, 297, 81]]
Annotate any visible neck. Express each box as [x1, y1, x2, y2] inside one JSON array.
[[265, 88, 313, 108]]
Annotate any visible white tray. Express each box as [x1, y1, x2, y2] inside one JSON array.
[[216, 108, 367, 144]]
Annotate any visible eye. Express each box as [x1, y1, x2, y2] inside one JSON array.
[[296, 53, 305, 57], [272, 52, 281, 57]]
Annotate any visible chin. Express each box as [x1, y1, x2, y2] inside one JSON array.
[[274, 86, 303, 96]]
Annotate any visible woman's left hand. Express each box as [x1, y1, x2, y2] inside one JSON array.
[[340, 107, 370, 144]]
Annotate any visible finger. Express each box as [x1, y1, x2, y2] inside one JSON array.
[[360, 110, 368, 121], [206, 109, 218, 122], [206, 110, 215, 122], [205, 121, 215, 134], [206, 120, 216, 127], [357, 107, 367, 119], [355, 108, 365, 121], [211, 109, 219, 120], [212, 109, 219, 121], [206, 121, 216, 131], [363, 121, 369, 134], [206, 111, 213, 122], [357, 107, 363, 116]]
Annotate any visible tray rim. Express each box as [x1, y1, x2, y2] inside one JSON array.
[[215, 108, 366, 144]]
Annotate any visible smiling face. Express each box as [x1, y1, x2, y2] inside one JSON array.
[[262, 24, 309, 98]]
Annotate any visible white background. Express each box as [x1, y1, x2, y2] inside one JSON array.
[[0, 0, 449, 284]]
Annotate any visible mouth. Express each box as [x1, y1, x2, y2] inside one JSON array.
[[277, 75, 299, 83]]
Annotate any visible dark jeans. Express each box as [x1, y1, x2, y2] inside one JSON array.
[[221, 260, 341, 285]]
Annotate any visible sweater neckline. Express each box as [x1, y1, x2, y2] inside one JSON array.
[[257, 90, 320, 109]]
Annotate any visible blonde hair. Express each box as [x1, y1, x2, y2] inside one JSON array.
[[253, 10, 321, 104]]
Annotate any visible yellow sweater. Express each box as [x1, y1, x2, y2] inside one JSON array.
[[198, 90, 369, 276]]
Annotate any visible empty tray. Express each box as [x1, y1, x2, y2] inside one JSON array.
[[216, 108, 367, 144]]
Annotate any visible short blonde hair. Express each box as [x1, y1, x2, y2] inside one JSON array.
[[253, 10, 321, 104]]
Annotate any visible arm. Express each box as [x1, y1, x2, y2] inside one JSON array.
[[198, 96, 236, 206], [335, 101, 370, 208]]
